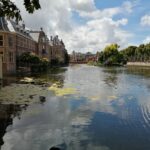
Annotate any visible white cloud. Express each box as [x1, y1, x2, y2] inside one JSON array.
[[70, 0, 96, 12], [64, 18, 131, 53], [143, 36, 150, 44], [76, 1, 136, 19], [141, 15, 150, 26], [13, 0, 134, 53]]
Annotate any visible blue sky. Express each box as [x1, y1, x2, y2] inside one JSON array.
[[15, 0, 150, 53], [72, 0, 150, 47]]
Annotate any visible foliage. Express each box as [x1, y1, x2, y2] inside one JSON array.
[[50, 50, 69, 66], [122, 43, 150, 62], [87, 61, 97, 66], [18, 52, 49, 72], [18, 52, 40, 64], [64, 50, 70, 65], [0, 0, 41, 21], [98, 44, 126, 66]]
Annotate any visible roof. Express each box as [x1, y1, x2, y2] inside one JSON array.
[[7, 20, 15, 32], [0, 17, 9, 31], [0, 17, 33, 39]]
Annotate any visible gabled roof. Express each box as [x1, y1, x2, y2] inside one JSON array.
[[0, 17, 33, 39]]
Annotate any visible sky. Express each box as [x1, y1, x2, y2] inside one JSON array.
[[13, 0, 150, 53]]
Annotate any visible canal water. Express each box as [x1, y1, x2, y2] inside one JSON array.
[[0, 65, 150, 150]]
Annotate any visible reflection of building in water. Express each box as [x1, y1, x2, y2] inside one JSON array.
[[0, 104, 22, 148]]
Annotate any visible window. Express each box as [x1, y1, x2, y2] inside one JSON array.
[[8, 36, 13, 47], [0, 35, 3, 46], [9, 52, 14, 63], [0, 52, 3, 62]]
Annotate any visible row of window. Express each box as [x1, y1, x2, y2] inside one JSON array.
[[0, 34, 36, 50], [0, 35, 14, 47], [0, 52, 14, 63], [17, 36, 36, 50], [0, 35, 3, 46]]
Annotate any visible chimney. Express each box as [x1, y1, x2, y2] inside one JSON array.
[[22, 21, 25, 29]]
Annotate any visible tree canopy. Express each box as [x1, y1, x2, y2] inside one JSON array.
[[0, 0, 41, 21], [98, 42, 150, 66], [98, 44, 126, 66], [122, 43, 150, 62]]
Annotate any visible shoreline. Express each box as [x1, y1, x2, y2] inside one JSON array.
[[127, 62, 150, 67]]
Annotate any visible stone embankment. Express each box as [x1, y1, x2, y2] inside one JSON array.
[[127, 62, 150, 67]]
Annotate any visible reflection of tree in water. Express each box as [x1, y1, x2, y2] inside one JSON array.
[[32, 67, 67, 88], [103, 75, 118, 88], [102, 68, 122, 88], [126, 66, 150, 78], [0, 104, 24, 148], [103, 67, 124, 74]]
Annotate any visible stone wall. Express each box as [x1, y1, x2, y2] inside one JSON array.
[[127, 62, 150, 67]]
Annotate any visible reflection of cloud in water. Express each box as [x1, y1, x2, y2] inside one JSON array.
[[2, 96, 110, 150], [64, 65, 117, 100], [2, 65, 150, 150]]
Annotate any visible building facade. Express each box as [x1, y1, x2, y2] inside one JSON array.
[[0, 17, 37, 74], [0, 17, 68, 75], [30, 29, 49, 59], [49, 35, 66, 64]]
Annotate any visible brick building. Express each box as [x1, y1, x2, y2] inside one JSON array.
[[30, 29, 49, 59], [0, 17, 68, 75], [49, 35, 66, 64], [0, 17, 37, 74]]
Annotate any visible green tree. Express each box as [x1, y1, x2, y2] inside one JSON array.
[[98, 44, 126, 66], [0, 0, 41, 21], [122, 46, 137, 61], [122, 43, 150, 62]]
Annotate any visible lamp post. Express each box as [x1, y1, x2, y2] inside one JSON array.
[[0, 53, 3, 79]]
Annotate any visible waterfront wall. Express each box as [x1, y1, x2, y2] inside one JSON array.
[[127, 62, 150, 67]]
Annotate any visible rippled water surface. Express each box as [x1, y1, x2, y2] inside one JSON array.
[[0, 65, 150, 150]]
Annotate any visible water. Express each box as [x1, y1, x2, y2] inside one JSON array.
[[0, 65, 150, 150]]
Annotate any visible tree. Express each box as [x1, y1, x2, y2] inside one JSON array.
[[122, 46, 137, 61], [0, 0, 41, 21], [103, 44, 119, 59], [121, 43, 150, 62], [98, 44, 126, 66]]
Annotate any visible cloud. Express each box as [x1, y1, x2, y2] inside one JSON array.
[[13, 0, 134, 53], [76, 1, 136, 19], [143, 36, 150, 44], [70, 0, 96, 12], [141, 15, 150, 26], [64, 18, 131, 52]]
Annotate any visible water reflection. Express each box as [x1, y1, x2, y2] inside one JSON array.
[[0, 104, 23, 148], [0, 65, 150, 150]]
